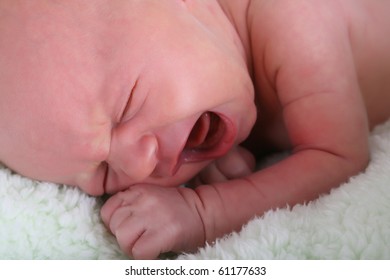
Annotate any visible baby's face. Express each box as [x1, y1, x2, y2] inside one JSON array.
[[0, 1, 256, 195]]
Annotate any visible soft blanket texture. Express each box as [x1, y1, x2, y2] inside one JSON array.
[[1, 120, 390, 259]]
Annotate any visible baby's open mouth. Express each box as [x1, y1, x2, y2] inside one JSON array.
[[181, 112, 236, 163], [185, 112, 224, 150]]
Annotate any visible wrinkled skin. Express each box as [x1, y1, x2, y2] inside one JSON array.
[[0, 0, 256, 195]]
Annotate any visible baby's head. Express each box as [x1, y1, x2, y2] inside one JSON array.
[[0, 0, 256, 195]]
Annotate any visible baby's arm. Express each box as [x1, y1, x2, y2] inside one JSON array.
[[195, 1, 371, 244], [101, 2, 370, 259]]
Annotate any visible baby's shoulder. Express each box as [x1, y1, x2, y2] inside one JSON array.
[[248, 0, 345, 42], [247, 0, 348, 83]]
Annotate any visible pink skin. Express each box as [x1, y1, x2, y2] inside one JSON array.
[[3, 0, 390, 259], [0, 0, 256, 195], [0, 0, 256, 258]]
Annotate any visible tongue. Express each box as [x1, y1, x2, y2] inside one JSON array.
[[185, 113, 211, 149]]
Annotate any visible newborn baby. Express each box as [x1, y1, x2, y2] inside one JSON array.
[[1, 0, 390, 259]]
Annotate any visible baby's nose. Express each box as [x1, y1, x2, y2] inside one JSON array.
[[109, 134, 158, 182]]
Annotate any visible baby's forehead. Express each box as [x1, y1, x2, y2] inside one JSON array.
[[6, 2, 142, 46], [2, 3, 128, 146], [4, 4, 148, 98], [16, 1, 163, 30]]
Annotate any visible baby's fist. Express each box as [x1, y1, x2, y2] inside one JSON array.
[[101, 184, 206, 259]]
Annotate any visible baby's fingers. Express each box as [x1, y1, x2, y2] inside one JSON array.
[[100, 189, 141, 227], [113, 213, 177, 259], [131, 229, 175, 260], [112, 213, 170, 259], [100, 195, 123, 228], [107, 205, 135, 235], [113, 214, 147, 258]]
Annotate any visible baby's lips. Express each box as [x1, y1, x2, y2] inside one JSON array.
[[151, 112, 237, 177]]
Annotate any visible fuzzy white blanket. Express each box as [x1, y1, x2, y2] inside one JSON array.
[[1, 120, 390, 260]]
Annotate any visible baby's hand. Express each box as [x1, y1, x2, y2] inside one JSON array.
[[100, 185, 205, 259], [190, 145, 256, 186]]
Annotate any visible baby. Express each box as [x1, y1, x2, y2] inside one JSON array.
[[1, 0, 390, 259]]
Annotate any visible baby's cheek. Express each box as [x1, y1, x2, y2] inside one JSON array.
[[74, 164, 108, 196]]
